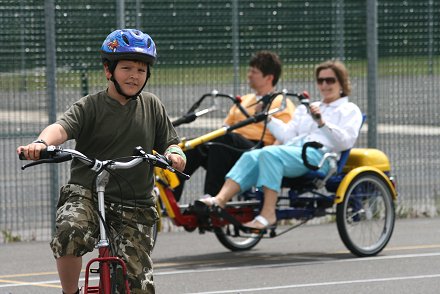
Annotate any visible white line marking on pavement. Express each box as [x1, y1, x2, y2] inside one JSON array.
[[1, 252, 439, 289], [184, 273, 440, 294], [155, 251, 440, 276], [0, 277, 98, 288]]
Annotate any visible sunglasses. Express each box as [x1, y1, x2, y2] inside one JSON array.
[[317, 77, 337, 85]]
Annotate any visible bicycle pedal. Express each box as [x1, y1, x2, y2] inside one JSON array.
[[269, 228, 277, 237], [242, 227, 265, 235]]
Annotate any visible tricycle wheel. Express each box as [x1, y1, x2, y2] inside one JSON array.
[[336, 172, 395, 257], [214, 224, 262, 251]]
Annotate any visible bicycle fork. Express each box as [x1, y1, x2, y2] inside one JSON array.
[[83, 170, 130, 294]]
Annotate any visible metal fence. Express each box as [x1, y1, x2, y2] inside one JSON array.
[[1, 0, 439, 242]]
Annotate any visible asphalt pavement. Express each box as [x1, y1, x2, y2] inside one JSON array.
[[0, 217, 439, 294]]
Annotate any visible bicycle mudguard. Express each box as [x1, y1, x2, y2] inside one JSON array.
[[342, 148, 391, 173], [156, 183, 177, 218], [335, 166, 397, 204], [155, 167, 180, 189]]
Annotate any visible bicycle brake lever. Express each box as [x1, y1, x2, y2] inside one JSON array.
[[21, 158, 55, 170], [133, 146, 191, 180], [20, 153, 73, 170], [154, 153, 190, 180], [173, 169, 190, 180]]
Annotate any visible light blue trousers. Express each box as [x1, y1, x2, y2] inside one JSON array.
[[226, 145, 329, 193]]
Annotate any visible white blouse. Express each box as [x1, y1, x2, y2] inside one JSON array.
[[267, 97, 363, 154]]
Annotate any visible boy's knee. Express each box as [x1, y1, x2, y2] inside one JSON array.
[[50, 223, 95, 258]]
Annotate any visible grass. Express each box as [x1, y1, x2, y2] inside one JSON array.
[[1, 229, 22, 243], [1, 56, 439, 92]]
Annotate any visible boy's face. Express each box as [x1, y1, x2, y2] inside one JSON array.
[[107, 60, 148, 98]]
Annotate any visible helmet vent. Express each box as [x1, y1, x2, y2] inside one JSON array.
[[147, 38, 151, 48], [122, 35, 129, 45]]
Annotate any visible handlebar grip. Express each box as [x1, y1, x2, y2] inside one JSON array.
[[19, 147, 73, 170], [172, 113, 197, 127], [301, 141, 323, 171], [300, 99, 321, 120], [313, 113, 322, 120], [18, 148, 53, 160]]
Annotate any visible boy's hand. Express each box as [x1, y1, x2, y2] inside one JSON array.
[[16, 141, 47, 160], [166, 153, 186, 172]]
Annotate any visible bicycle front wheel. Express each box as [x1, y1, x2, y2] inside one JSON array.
[[151, 222, 159, 250], [214, 224, 262, 251], [336, 172, 395, 257]]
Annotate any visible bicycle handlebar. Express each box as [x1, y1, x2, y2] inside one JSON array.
[[172, 90, 249, 127], [180, 89, 311, 151], [296, 91, 321, 120], [301, 141, 338, 173], [19, 146, 190, 180]]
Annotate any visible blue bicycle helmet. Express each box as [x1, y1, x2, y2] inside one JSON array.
[[101, 29, 157, 66], [101, 29, 157, 100]]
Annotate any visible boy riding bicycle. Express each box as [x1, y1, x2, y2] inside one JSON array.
[[17, 29, 185, 294]]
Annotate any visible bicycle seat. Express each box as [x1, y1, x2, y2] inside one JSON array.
[[282, 113, 366, 192], [281, 148, 351, 192]]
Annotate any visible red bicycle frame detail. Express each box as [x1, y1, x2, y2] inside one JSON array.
[[161, 185, 256, 231], [83, 241, 130, 294]]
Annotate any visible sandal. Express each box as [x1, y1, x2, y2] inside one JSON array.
[[194, 195, 224, 208], [243, 215, 276, 230]]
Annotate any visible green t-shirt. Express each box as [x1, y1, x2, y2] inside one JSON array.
[[56, 90, 179, 206]]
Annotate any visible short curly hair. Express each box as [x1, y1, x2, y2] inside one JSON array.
[[249, 51, 282, 86]]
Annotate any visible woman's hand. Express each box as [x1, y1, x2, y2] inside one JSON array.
[[309, 104, 325, 127]]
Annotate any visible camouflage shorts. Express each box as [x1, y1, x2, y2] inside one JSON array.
[[50, 184, 159, 293]]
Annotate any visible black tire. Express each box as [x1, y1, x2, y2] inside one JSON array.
[[336, 172, 395, 257], [151, 222, 159, 250], [150, 198, 162, 251], [214, 224, 263, 251]]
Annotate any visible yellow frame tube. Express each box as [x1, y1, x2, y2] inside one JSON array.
[[179, 127, 228, 151]]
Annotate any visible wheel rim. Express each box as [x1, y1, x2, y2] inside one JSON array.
[[342, 175, 394, 254], [215, 224, 262, 251]]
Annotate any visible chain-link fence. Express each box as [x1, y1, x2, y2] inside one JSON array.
[[1, 0, 439, 242]]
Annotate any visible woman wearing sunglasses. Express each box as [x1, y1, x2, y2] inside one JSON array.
[[198, 60, 363, 230]]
